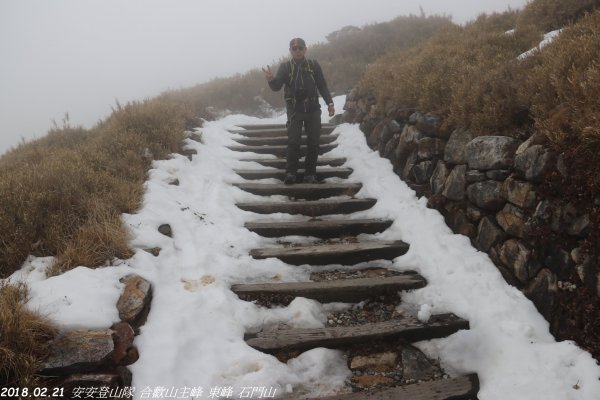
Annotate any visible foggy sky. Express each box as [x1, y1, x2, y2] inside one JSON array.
[[0, 0, 528, 155]]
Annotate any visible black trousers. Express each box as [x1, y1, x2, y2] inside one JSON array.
[[286, 110, 322, 176]]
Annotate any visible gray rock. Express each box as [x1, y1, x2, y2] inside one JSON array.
[[514, 145, 556, 182], [388, 119, 403, 133], [486, 169, 512, 181], [401, 150, 419, 181], [158, 224, 172, 237], [571, 247, 588, 265], [544, 246, 574, 277], [523, 269, 557, 319], [346, 87, 358, 102], [143, 247, 161, 256], [341, 109, 355, 123], [515, 132, 548, 155], [496, 203, 530, 239], [532, 200, 562, 232], [383, 134, 400, 161], [467, 181, 505, 211], [499, 239, 539, 283], [412, 161, 436, 184], [180, 148, 197, 160], [430, 160, 450, 195], [117, 274, 153, 328], [417, 137, 446, 160], [188, 132, 203, 143], [502, 177, 537, 209], [367, 119, 387, 149], [565, 212, 590, 237], [377, 121, 397, 153], [413, 112, 442, 138], [466, 205, 485, 223], [477, 217, 507, 252], [395, 125, 422, 162], [445, 208, 476, 237], [466, 170, 486, 183], [466, 136, 520, 170], [329, 114, 344, 125], [394, 125, 421, 175], [442, 165, 467, 201], [39, 329, 115, 376], [401, 345, 441, 381], [444, 129, 473, 165]]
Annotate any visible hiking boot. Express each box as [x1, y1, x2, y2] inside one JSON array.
[[283, 173, 296, 185], [303, 174, 318, 184]]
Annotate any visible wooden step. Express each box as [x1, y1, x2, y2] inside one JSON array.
[[236, 198, 377, 216], [232, 135, 337, 146], [250, 240, 409, 265], [231, 125, 336, 136], [234, 167, 352, 181], [231, 272, 426, 303], [239, 157, 346, 169], [233, 182, 362, 200], [322, 374, 479, 400], [227, 143, 336, 157], [245, 313, 468, 353], [245, 218, 393, 238]]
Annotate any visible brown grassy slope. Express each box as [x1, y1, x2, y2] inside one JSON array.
[[0, 99, 191, 278], [523, 11, 600, 149], [516, 0, 600, 31], [359, 10, 542, 134], [0, 282, 57, 387]]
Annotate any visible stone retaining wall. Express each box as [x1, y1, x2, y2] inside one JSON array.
[[341, 88, 598, 350]]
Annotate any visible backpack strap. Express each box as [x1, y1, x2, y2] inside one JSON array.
[[285, 59, 319, 111]]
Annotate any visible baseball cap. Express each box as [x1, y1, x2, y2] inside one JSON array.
[[289, 38, 306, 48]]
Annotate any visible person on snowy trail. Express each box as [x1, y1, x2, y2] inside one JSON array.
[[263, 37, 335, 185]]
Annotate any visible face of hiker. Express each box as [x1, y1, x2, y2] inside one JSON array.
[[290, 44, 306, 62]]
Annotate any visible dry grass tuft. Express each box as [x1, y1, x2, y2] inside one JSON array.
[[516, 0, 600, 32], [49, 201, 134, 276], [0, 281, 57, 387], [360, 10, 541, 134], [523, 10, 600, 149], [0, 98, 190, 278]]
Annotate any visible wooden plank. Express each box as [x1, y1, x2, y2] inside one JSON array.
[[227, 143, 336, 157], [321, 374, 479, 400], [245, 313, 469, 353], [231, 273, 426, 303], [235, 198, 377, 216], [231, 125, 336, 136], [238, 157, 346, 169], [232, 134, 337, 146], [234, 167, 352, 181], [233, 182, 362, 200], [250, 240, 409, 265], [245, 218, 393, 238]]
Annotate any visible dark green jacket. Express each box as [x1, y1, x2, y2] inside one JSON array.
[[268, 58, 333, 113]]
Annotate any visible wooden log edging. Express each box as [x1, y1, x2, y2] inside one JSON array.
[[232, 273, 427, 303], [235, 198, 377, 216], [245, 313, 469, 353]]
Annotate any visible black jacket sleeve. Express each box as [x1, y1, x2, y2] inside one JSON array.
[[268, 62, 288, 92], [313, 61, 333, 105]]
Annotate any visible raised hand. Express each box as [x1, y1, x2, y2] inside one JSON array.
[[262, 66, 274, 82]]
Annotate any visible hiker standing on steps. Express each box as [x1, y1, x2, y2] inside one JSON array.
[[262, 37, 335, 185]]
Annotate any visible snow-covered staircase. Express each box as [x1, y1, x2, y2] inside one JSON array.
[[227, 124, 480, 399]]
